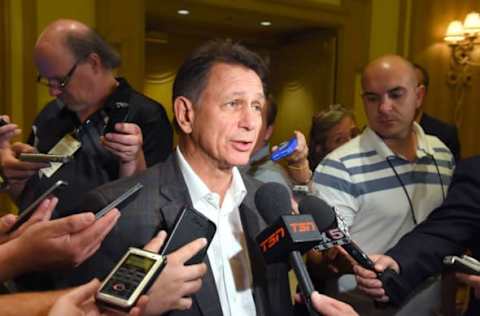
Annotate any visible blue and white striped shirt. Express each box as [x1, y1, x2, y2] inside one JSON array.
[[313, 123, 455, 254]]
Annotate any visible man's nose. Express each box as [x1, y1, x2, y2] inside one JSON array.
[[239, 106, 259, 131], [378, 96, 394, 113]]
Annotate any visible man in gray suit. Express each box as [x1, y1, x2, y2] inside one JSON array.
[[56, 40, 295, 316]]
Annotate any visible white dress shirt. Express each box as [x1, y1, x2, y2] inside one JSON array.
[[177, 147, 257, 316]]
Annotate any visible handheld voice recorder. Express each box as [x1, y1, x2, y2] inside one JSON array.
[[96, 247, 166, 312]]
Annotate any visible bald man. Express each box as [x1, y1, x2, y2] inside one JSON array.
[[309, 55, 455, 315], [0, 19, 172, 220]]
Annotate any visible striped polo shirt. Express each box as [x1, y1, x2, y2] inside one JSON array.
[[312, 123, 455, 254]]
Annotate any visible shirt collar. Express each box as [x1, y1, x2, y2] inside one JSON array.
[[364, 122, 433, 160], [176, 147, 247, 208]]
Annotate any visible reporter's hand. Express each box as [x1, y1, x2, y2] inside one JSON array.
[[48, 279, 101, 316], [0, 115, 21, 148], [353, 254, 399, 302], [12, 208, 120, 272], [295, 291, 358, 316], [49, 279, 148, 316], [101, 123, 146, 176], [0, 142, 48, 191], [0, 196, 58, 244], [144, 237, 208, 315], [455, 273, 480, 298], [325, 246, 358, 274], [277, 130, 311, 185]]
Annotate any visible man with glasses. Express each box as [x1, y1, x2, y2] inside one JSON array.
[[308, 55, 454, 315], [0, 20, 173, 290], [0, 19, 172, 220]]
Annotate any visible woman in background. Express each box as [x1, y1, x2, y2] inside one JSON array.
[[308, 104, 359, 171]]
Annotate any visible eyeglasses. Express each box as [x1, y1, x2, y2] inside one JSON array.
[[37, 61, 80, 89]]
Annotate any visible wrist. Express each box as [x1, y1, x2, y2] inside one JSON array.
[[0, 238, 30, 280]]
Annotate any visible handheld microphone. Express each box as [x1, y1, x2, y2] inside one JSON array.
[[298, 196, 376, 270], [298, 195, 409, 306], [255, 182, 321, 316]]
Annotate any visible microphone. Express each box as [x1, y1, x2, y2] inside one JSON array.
[[298, 195, 409, 306], [254, 182, 321, 316], [298, 196, 376, 270]]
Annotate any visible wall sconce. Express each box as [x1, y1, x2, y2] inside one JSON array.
[[444, 11, 480, 126]]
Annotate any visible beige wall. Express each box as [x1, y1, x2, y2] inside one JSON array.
[[353, 0, 405, 129], [409, 0, 480, 157], [270, 31, 336, 145]]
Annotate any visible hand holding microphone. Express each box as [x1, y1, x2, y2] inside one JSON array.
[[298, 195, 410, 306]]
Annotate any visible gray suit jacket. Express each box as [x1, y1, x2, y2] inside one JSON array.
[[57, 153, 294, 316]]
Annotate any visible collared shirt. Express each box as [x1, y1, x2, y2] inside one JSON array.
[[313, 123, 454, 253], [20, 77, 173, 218], [313, 123, 455, 316], [177, 147, 256, 316]]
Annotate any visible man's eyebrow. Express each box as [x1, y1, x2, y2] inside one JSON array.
[[228, 92, 265, 100], [387, 86, 406, 94], [361, 91, 378, 97]]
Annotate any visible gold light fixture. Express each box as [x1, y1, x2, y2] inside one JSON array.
[[444, 11, 480, 126]]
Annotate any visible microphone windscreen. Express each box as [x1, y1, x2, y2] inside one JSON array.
[[298, 195, 337, 231], [255, 182, 291, 224]]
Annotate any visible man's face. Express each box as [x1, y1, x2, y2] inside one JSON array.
[[361, 63, 422, 140], [34, 42, 95, 113], [252, 101, 271, 155], [189, 63, 265, 169]]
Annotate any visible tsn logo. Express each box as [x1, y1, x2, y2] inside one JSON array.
[[259, 221, 317, 253], [259, 227, 285, 252]]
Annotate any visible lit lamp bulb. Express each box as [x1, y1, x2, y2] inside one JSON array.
[[464, 11, 480, 35], [445, 20, 465, 43]]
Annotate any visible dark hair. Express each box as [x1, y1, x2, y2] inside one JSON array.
[[172, 39, 269, 131], [308, 104, 355, 169], [64, 29, 121, 69], [265, 95, 278, 127], [413, 63, 429, 92]]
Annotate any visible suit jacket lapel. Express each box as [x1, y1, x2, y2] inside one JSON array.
[[159, 153, 223, 316], [238, 175, 270, 316]]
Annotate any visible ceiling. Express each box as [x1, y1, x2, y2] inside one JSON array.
[[145, 0, 340, 40]]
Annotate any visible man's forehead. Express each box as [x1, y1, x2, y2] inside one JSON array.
[[206, 63, 264, 93], [34, 41, 74, 75], [362, 69, 412, 93]]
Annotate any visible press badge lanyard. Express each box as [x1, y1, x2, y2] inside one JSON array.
[[386, 155, 446, 225]]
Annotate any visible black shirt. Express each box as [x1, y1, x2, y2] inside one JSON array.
[[19, 77, 173, 217]]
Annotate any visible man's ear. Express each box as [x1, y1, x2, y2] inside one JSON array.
[[85, 53, 101, 73], [264, 125, 274, 142], [174, 96, 195, 134], [415, 84, 426, 109]]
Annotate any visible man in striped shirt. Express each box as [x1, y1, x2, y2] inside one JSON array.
[[310, 55, 455, 315]]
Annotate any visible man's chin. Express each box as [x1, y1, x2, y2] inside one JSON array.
[[66, 103, 88, 113]]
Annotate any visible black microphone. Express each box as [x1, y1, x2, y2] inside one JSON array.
[[299, 196, 377, 270], [255, 182, 321, 316], [298, 195, 409, 306]]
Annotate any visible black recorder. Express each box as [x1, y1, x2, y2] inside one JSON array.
[[103, 102, 130, 135], [160, 207, 216, 265], [96, 248, 166, 313]]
